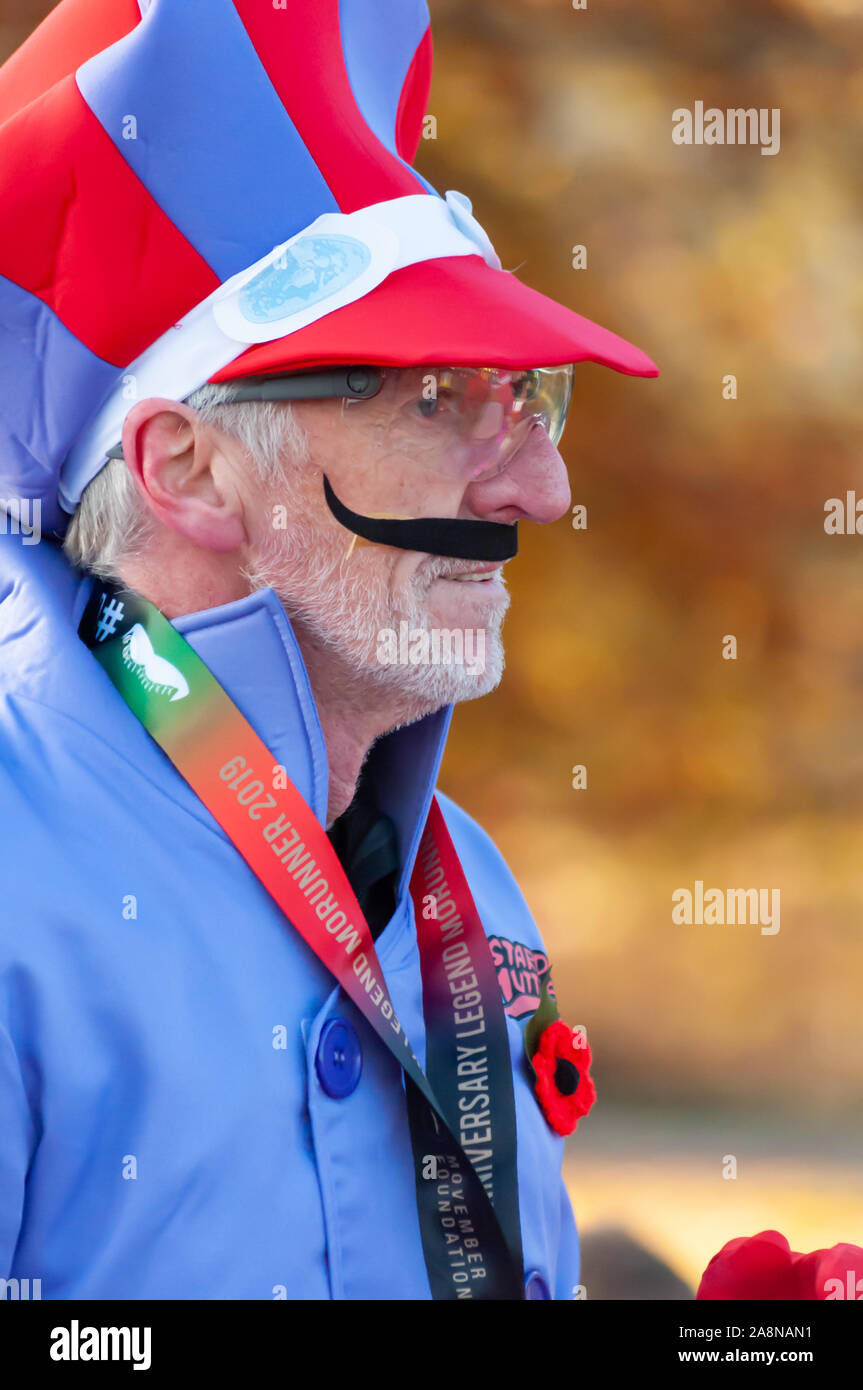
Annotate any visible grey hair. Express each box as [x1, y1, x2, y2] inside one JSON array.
[[62, 383, 309, 580]]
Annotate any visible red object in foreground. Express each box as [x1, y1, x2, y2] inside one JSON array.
[[697, 1230, 863, 1301], [531, 1019, 596, 1137]]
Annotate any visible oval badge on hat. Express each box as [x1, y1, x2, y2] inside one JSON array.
[[212, 214, 399, 345], [238, 235, 371, 324]]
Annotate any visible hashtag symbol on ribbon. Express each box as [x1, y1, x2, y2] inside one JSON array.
[[95, 594, 125, 642]]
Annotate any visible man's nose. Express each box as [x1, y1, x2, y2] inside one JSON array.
[[462, 422, 572, 525]]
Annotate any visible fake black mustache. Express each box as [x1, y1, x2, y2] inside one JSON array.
[[322, 476, 518, 562]]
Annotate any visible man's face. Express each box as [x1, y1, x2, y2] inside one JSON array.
[[239, 368, 571, 719]]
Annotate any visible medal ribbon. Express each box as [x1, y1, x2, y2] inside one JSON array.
[[78, 581, 525, 1300]]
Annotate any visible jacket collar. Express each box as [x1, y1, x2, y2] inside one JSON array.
[[2, 533, 452, 910], [165, 586, 453, 907]]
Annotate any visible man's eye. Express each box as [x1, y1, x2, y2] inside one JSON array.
[[512, 372, 540, 402], [410, 391, 456, 422]]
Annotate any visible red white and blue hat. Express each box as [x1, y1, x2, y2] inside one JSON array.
[[0, 0, 658, 534]]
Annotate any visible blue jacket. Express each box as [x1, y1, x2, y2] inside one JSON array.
[[0, 532, 580, 1300]]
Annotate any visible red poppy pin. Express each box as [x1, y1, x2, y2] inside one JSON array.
[[523, 976, 596, 1136]]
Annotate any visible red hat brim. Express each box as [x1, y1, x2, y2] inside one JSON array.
[[209, 253, 658, 383]]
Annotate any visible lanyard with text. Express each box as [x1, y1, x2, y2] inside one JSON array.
[[79, 580, 525, 1300]]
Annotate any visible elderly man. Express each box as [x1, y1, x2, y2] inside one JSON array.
[[0, 0, 656, 1301]]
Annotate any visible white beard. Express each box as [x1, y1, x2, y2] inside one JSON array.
[[241, 515, 509, 725]]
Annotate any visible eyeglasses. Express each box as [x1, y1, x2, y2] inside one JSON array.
[[107, 362, 574, 483]]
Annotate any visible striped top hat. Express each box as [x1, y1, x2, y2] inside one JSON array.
[[0, 0, 657, 536]]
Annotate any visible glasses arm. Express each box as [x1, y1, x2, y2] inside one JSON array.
[[103, 366, 383, 460], [213, 366, 383, 403]]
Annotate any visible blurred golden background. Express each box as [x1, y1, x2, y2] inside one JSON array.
[[3, 0, 862, 1295], [419, 0, 863, 1293]]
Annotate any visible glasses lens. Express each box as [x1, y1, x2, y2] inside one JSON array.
[[340, 363, 573, 483]]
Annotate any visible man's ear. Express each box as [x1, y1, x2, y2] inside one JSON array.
[[120, 398, 248, 553]]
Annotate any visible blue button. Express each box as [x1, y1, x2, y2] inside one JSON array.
[[315, 1018, 362, 1099], [525, 1270, 551, 1300]]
